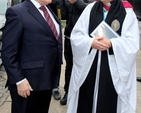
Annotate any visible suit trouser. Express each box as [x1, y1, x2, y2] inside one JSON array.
[[10, 90, 52, 113], [64, 37, 73, 92]]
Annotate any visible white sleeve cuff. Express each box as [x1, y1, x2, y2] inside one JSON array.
[[16, 78, 26, 85]]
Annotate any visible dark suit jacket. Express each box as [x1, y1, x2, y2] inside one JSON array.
[[1, 0, 62, 91]]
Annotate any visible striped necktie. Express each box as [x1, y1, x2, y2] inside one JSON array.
[[40, 6, 59, 41]]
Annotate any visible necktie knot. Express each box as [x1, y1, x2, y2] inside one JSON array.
[[39, 6, 47, 12]]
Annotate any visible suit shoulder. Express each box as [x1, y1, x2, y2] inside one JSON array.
[[9, 2, 25, 11], [7, 3, 26, 15]]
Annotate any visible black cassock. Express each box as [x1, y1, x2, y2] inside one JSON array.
[[76, 50, 117, 113]]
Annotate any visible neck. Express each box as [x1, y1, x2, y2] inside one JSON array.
[[103, 2, 111, 6]]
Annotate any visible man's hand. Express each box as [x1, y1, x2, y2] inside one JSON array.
[[99, 37, 111, 48], [68, 0, 77, 4], [91, 36, 111, 51], [17, 79, 33, 98]]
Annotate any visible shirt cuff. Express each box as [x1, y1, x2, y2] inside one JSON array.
[[16, 78, 26, 85]]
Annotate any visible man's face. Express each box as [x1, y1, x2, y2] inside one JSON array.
[[36, 0, 52, 5], [100, 0, 113, 3]]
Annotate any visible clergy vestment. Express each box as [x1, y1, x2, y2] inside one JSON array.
[[67, 1, 139, 113]]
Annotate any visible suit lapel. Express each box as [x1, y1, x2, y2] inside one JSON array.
[[25, 1, 59, 40], [47, 5, 60, 24]]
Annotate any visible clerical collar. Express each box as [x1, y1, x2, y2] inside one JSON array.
[[103, 3, 111, 11]]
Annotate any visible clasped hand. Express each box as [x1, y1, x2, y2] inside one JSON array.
[[91, 36, 111, 51]]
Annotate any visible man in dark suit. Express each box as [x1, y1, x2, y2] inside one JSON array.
[[21, 0, 62, 101], [1, 0, 62, 113]]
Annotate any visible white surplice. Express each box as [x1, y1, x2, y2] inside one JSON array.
[[67, 2, 140, 113]]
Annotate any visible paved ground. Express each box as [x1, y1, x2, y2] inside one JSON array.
[[0, 22, 141, 113]]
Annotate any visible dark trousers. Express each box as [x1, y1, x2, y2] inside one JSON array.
[[64, 37, 73, 92], [10, 90, 52, 113]]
